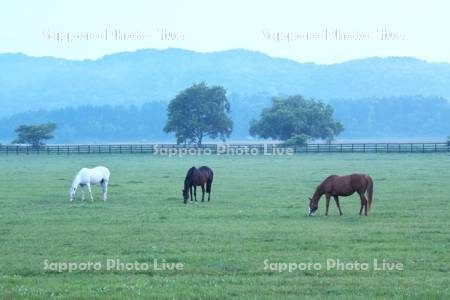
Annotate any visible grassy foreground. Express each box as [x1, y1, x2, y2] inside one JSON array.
[[0, 153, 449, 299]]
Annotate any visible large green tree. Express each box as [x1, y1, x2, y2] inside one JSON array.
[[12, 123, 57, 148], [249, 95, 343, 143], [164, 82, 233, 145]]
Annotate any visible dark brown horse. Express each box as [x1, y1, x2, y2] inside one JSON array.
[[183, 166, 214, 204], [308, 173, 374, 216]]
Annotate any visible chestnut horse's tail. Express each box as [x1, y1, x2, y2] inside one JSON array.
[[366, 176, 374, 210]]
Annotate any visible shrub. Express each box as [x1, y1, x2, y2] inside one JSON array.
[[284, 134, 311, 146]]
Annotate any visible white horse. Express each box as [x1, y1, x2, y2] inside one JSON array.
[[70, 166, 110, 202]]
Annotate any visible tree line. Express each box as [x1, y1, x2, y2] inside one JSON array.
[[8, 83, 343, 146], [2, 83, 450, 146]]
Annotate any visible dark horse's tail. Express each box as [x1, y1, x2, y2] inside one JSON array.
[[366, 176, 374, 210], [206, 169, 214, 193]]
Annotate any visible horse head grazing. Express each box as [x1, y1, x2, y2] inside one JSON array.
[[182, 189, 189, 204], [308, 197, 318, 216], [182, 167, 196, 204], [69, 186, 77, 202], [69, 173, 81, 202]]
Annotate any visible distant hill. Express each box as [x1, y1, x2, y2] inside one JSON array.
[[1, 48, 450, 117]]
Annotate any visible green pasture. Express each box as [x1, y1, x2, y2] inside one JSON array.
[[0, 153, 449, 299]]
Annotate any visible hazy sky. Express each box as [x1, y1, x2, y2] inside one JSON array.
[[1, 0, 449, 63]]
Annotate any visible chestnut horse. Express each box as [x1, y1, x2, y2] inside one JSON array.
[[308, 173, 373, 216], [182, 166, 214, 204]]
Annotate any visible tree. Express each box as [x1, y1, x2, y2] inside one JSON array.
[[164, 82, 233, 145], [12, 123, 57, 148], [249, 95, 343, 143]]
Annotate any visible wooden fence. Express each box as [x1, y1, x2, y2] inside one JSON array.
[[0, 143, 449, 155]]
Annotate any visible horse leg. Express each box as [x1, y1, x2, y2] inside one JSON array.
[[334, 196, 343, 216], [189, 186, 193, 202], [325, 194, 331, 216], [358, 192, 367, 216], [194, 186, 197, 202], [102, 181, 108, 201], [81, 185, 85, 201], [87, 183, 94, 202], [206, 178, 212, 202], [364, 196, 368, 216], [201, 184, 205, 202]]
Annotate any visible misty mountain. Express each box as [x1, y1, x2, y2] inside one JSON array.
[[1, 48, 450, 117]]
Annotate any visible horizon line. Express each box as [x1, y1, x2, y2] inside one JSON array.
[[1, 47, 449, 66]]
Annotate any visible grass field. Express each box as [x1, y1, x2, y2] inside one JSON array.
[[0, 153, 449, 299]]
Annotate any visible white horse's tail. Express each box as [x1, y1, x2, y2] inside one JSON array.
[[98, 166, 110, 182]]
